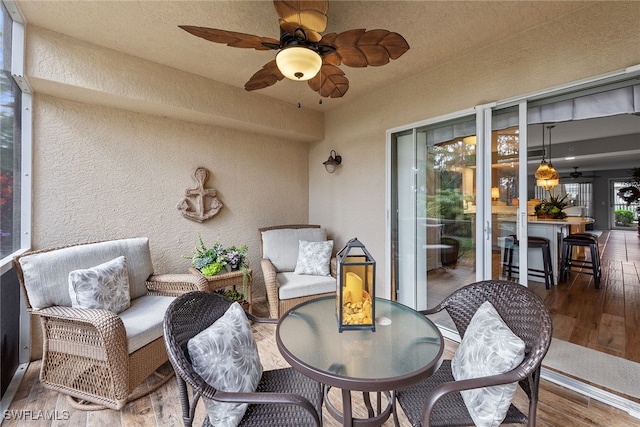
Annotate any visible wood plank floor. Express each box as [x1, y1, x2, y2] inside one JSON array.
[[428, 229, 640, 364], [4, 229, 640, 426], [5, 298, 640, 426], [529, 229, 640, 363]]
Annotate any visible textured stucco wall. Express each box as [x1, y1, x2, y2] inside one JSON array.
[[26, 27, 319, 359], [310, 1, 640, 297], [32, 95, 311, 271], [26, 26, 319, 280]]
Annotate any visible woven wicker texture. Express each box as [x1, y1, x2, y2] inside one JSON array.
[[163, 291, 323, 427], [395, 280, 553, 427], [13, 239, 207, 410], [258, 224, 336, 318]]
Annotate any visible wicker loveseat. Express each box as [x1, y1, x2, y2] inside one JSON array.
[[259, 225, 337, 318], [14, 237, 208, 410]]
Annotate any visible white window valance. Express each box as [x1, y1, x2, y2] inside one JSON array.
[[423, 85, 639, 146], [528, 85, 640, 123]]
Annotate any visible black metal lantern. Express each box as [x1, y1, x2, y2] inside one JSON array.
[[336, 238, 376, 332]]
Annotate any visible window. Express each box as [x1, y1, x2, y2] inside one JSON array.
[[0, 1, 27, 262]]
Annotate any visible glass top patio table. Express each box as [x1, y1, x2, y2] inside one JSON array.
[[276, 296, 443, 426]]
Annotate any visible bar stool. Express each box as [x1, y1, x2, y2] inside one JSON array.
[[560, 233, 601, 288], [502, 234, 554, 289]]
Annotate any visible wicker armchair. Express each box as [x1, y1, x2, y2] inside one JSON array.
[[259, 224, 337, 318], [394, 280, 553, 427], [14, 237, 208, 410], [163, 291, 323, 427]]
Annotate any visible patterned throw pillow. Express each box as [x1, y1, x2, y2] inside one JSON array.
[[68, 256, 131, 314], [294, 240, 333, 276], [188, 302, 263, 427], [451, 301, 525, 427]]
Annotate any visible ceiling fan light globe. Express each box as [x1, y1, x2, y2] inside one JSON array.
[[276, 47, 322, 81]]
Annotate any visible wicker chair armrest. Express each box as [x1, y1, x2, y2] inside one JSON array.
[[213, 390, 321, 426], [421, 370, 524, 425], [261, 258, 280, 318], [37, 305, 124, 330], [419, 302, 446, 316], [35, 306, 128, 392], [146, 273, 209, 296], [245, 312, 278, 324]]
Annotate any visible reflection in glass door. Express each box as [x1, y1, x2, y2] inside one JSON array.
[[390, 115, 477, 320]]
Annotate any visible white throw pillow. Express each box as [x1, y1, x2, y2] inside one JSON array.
[[188, 302, 263, 427], [294, 240, 333, 276], [451, 301, 526, 427], [68, 256, 131, 314]]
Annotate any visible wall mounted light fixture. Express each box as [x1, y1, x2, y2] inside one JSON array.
[[323, 150, 342, 174]]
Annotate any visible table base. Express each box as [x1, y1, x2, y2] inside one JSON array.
[[324, 386, 394, 427]]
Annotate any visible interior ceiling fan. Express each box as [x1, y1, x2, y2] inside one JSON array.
[[179, 0, 409, 98], [561, 167, 601, 180]]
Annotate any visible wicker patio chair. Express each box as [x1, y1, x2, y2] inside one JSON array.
[[394, 280, 553, 427], [259, 224, 337, 318], [163, 291, 323, 427], [14, 237, 209, 410]]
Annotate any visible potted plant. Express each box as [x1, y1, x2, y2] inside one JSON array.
[[187, 235, 251, 305], [534, 193, 569, 219]]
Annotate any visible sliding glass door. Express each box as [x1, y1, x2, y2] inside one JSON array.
[[488, 106, 528, 283], [390, 113, 479, 313], [389, 103, 529, 330]]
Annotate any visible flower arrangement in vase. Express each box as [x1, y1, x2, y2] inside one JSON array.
[[187, 235, 250, 300]]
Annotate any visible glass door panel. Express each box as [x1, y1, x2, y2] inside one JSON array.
[[490, 108, 521, 281], [390, 114, 477, 330]]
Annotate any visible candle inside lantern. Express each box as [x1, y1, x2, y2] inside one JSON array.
[[345, 272, 363, 304]]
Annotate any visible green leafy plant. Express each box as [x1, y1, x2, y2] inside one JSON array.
[[534, 193, 569, 219], [615, 209, 635, 226], [185, 235, 250, 299], [216, 288, 246, 303]]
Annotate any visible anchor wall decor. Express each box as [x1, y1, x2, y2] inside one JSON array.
[[177, 167, 223, 223]]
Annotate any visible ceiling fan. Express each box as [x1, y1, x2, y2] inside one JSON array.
[[561, 167, 601, 180], [179, 0, 409, 98]]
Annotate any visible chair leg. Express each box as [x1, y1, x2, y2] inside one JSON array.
[[541, 243, 552, 290], [559, 241, 569, 282], [590, 244, 601, 289]]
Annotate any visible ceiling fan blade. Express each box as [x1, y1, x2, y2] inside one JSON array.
[[321, 29, 410, 68], [308, 63, 349, 98], [244, 60, 285, 91], [274, 0, 328, 42], [179, 26, 280, 50]]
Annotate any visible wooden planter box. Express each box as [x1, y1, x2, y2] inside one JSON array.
[[189, 267, 253, 313]]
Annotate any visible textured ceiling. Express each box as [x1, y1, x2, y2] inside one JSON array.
[[15, 1, 640, 173], [16, 0, 590, 112]]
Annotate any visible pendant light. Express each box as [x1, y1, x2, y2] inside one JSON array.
[[535, 124, 559, 190]]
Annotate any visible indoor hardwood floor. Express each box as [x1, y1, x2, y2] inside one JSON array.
[[5, 294, 640, 426], [428, 229, 640, 365], [529, 229, 640, 363]]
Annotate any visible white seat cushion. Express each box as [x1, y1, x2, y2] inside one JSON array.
[[277, 272, 336, 300], [19, 237, 154, 310], [261, 228, 326, 272], [120, 294, 174, 354]]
